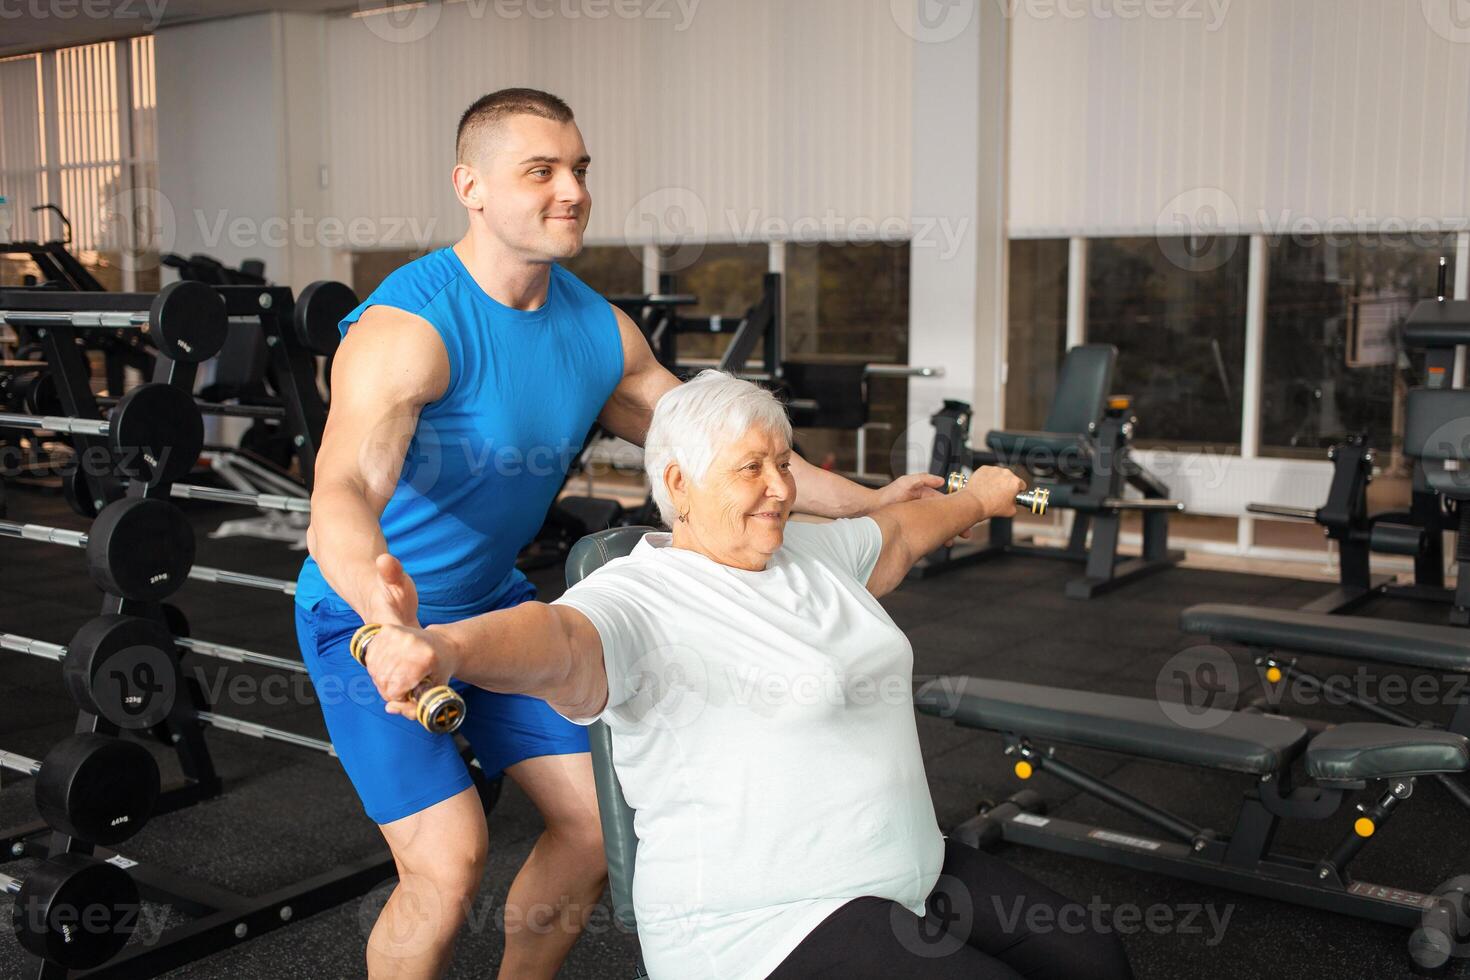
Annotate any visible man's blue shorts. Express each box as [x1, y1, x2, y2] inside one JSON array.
[[294, 581, 590, 825]]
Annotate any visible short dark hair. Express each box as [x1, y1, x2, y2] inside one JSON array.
[[456, 88, 575, 163]]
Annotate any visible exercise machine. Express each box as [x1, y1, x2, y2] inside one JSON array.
[[915, 344, 1184, 598]]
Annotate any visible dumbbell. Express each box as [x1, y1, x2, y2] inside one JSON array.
[[945, 471, 1050, 515], [350, 625, 467, 734], [0, 497, 196, 602], [0, 382, 203, 485], [0, 734, 159, 845], [3, 853, 139, 967]]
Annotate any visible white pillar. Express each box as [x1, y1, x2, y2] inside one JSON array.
[[1065, 236, 1087, 349], [1237, 234, 1268, 553], [155, 12, 330, 291], [904, 0, 1009, 473]]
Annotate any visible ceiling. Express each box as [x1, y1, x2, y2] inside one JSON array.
[[0, 0, 362, 59]]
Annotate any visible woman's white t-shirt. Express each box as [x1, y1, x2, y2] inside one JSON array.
[[553, 517, 945, 980]]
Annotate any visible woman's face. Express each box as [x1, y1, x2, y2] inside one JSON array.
[[674, 425, 795, 571]]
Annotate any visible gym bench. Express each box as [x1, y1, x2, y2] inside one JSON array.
[[915, 675, 1470, 972]]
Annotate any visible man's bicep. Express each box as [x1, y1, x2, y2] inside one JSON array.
[[315, 309, 449, 507], [598, 306, 680, 447]]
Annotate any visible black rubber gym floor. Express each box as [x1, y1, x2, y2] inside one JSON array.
[[2, 482, 1463, 979]]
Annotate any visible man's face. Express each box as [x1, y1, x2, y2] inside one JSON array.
[[469, 114, 591, 261]]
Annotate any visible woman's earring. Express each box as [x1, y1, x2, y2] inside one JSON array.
[[677, 510, 689, 524]]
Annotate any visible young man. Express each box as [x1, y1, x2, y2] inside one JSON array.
[[298, 88, 947, 979]]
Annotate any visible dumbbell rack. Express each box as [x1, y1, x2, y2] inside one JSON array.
[[0, 284, 333, 503], [0, 283, 395, 979]]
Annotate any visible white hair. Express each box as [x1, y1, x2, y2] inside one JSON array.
[[644, 370, 793, 527]]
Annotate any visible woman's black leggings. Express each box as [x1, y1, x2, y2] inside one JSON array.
[[766, 840, 1135, 980]]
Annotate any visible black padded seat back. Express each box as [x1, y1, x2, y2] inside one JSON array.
[[1042, 344, 1117, 434], [914, 675, 1308, 774], [1305, 723, 1470, 784], [1181, 603, 1470, 674], [565, 526, 654, 933], [1405, 389, 1470, 501], [1403, 299, 1470, 348], [782, 361, 869, 429]]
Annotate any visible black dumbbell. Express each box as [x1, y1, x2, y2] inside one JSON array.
[[1, 734, 160, 844], [3, 853, 139, 967], [0, 497, 196, 602]]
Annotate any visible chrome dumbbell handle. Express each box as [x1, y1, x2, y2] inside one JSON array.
[[945, 471, 1050, 515]]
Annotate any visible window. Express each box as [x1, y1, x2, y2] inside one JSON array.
[[350, 249, 428, 299], [1086, 236, 1250, 449], [559, 245, 645, 298], [1004, 239, 1069, 430], [785, 242, 910, 475], [662, 243, 768, 363], [0, 39, 160, 291], [1260, 235, 1458, 458]]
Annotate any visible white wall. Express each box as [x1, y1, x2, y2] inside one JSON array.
[[154, 12, 331, 290], [155, 15, 287, 279], [1009, 0, 1470, 237]]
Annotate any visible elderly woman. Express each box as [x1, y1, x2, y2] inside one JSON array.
[[361, 371, 1134, 980]]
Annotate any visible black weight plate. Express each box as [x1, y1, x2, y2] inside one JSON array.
[[60, 466, 121, 519], [34, 733, 160, 845], [85, 498, 195, 602], [159, 602, 190, 639], [14, 854, 138, 968], [148, 280, 228, 364], [64, 615, 180, 729], [293, 280, 357, 356], [20, 372, 63, 417], [107, 384, 204, 485]]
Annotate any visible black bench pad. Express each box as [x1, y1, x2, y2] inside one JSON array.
[[914, 676, 1308, 775], [1305, 723, 1470, 783], [985, 429, 1089, 463], [1181, 604, 1470, 674]]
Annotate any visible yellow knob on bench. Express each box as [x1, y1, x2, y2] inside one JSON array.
[[1014, 760, 1034, 780], [1354, 817, 1375, 838]]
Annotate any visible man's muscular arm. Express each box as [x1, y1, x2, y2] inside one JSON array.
[[305, 306, 449, 624], [597, 305, 942, 519]]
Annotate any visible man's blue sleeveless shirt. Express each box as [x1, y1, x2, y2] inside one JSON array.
[[295, 248, 624, 616]]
